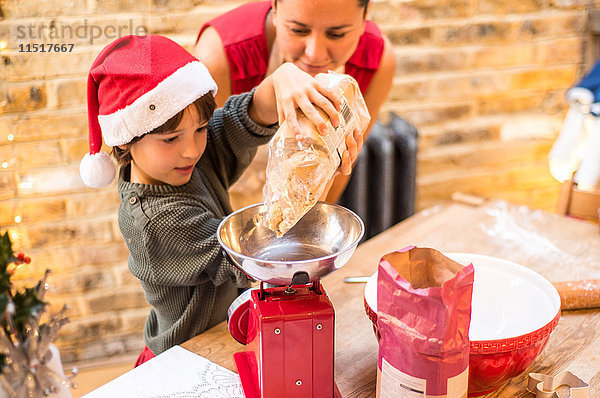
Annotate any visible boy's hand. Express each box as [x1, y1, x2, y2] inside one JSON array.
[[271, 63, 343, 137]]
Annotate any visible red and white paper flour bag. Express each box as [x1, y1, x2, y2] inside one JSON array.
[[376, 246, 474, 398]]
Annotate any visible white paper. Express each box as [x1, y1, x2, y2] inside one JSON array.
[[84, 346, 244, 398], [380, 357, 426, 398]]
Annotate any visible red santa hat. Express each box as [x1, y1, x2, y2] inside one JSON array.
[[80, 35, 217, 188]]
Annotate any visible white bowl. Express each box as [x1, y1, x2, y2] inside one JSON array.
[[364, 253, 560, 340], [364, 252, 561, 396]]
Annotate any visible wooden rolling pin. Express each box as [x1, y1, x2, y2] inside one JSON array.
[[552, 280, 600, 310]]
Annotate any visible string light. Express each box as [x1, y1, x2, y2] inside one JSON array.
[[0, 41, 6, 51], [2, 162, 7, 168], [7, 134, 14, 141], [14, 216, 21, 224]]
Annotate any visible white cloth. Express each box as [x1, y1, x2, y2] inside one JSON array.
[[84, 346, 244, 398]]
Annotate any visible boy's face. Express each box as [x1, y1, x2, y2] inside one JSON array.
[[128, 105, 208, 186]]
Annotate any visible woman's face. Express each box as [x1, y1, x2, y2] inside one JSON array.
[[272, 0, 366, 76]]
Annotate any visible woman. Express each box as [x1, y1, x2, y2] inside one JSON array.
[[193, 0, 395, 203]]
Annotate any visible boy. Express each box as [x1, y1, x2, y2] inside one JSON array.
[[79, 35, 362, 364]]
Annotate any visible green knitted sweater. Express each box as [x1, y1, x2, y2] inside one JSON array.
[[117, 91, 276, 355]]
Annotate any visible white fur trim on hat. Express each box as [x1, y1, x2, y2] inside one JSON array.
[[80, 152, 116, 188], [98, 61, 217, 146]]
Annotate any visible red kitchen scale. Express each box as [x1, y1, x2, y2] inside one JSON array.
[[217, 202, 364, 398], [228, 276, 341, 398]]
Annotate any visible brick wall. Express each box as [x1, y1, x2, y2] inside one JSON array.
[[0, 0, 594, 365], [373, 0, 595, 210]]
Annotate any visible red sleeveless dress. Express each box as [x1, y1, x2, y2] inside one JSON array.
[[197, 1, 385, 94]]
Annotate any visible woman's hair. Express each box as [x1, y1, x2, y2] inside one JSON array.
[[274, 0, 369, 17], [111, 93, 216, 165]]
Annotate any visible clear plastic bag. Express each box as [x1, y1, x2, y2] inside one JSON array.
[[263, 71, 371, 236]]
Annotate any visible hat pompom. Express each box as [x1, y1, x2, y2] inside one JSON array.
[[80, 152, 116, 188]]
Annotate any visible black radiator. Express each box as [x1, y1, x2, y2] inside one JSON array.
[[339, 113, 418, 241]]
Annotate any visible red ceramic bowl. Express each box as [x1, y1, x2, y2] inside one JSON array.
[[363, 253, 561, 397]]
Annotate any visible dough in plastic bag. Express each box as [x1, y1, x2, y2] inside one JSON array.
[[263, 71, 371, 236]]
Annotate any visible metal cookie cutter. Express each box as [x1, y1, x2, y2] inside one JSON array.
[[527, 371, 590, 398]]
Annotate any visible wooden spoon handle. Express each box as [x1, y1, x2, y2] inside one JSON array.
[[552, 280, 600, 310]]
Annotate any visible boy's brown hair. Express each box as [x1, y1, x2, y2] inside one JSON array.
[[111, 93, 216, 165]]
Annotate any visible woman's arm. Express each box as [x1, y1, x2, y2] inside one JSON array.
[[361, 35, 397, 141], [318, 127, 365, 200], [324, 34, 396, 203], [192, 26, 232, 108]]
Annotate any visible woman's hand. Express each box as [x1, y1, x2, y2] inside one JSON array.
[[338, 127, 364, 176], [271, 63, 343, 136], [319, 127, 364, 201]]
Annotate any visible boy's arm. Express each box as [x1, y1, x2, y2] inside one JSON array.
[[129, 204, 247, 288], [248, 73, 278, 127]]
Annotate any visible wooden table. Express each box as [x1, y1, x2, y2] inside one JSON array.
[[182, 200, 600, 397]]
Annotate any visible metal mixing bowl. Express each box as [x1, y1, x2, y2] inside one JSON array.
[[217, 202, 364, 285]]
